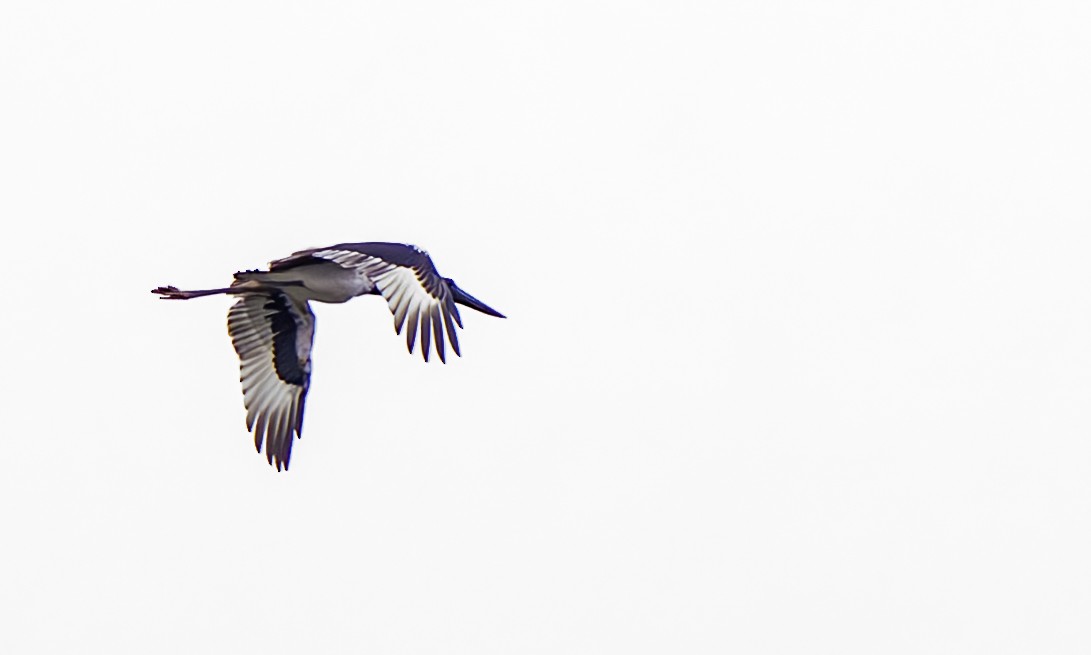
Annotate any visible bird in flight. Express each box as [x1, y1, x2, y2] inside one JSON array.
[[152, 242, 505, 471]]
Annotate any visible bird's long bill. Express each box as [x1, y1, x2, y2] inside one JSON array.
[[451, 284, 506, 318]]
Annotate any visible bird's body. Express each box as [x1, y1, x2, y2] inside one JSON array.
[[240, 260, 377, 303], [153, 242, 504, 471]]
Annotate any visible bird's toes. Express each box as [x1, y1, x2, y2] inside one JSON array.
[[151, 285, 188, 299]]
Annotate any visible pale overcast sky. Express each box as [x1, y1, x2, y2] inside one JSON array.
[[2, 1, 1090, 653]]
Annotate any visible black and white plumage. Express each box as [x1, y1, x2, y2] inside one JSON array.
[[226, 292, 314, 469], [153, 242, 505, 471]]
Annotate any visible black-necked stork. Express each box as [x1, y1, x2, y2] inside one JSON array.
[[152, 242, 505, 471]]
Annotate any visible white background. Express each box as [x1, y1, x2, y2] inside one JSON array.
[[2, 1, 1089, 652]]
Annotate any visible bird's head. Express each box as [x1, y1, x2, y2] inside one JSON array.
[[445, 278, 506, 318]]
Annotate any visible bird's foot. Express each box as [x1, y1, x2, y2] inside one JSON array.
[[152, 285, 190, 300]]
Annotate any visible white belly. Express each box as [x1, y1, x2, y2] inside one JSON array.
[[267, 262, 376, 303]]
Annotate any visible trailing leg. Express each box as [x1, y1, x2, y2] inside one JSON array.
[[152, 279, 269, 300]]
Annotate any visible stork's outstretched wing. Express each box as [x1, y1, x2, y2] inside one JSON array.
[[272, 242, 462, 363], [227, 291, 314, 470]]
